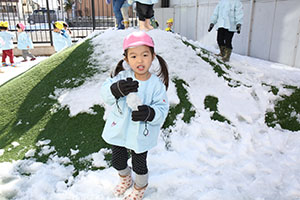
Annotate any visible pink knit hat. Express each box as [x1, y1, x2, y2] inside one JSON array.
[[17, 23, 25, 31], [123, 32, 154, 51]]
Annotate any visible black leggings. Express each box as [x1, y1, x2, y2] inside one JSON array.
[[136, 2, 154, 21], [217, 28, 234, 49], [111, 145, 148, 175]]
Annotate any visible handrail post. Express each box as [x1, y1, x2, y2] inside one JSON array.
[[46, 0, 53, 46], [91, 0, 96, 30]]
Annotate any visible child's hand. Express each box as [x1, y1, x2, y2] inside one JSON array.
[[110, 77, 139, 99], [208, 23, 214, 32], [27, 46, 29, 49], [132, 105, 155, 122]]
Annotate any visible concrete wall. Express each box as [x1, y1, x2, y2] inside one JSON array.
[[154, 0, 300, 68]]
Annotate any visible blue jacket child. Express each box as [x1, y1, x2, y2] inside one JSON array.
[[16, 23, 36, 62], [100, 31, 169, 199], [52, 21, 69, 52]]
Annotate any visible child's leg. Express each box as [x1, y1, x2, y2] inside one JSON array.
[[2, 50, 7, 63], [7, 49, 14, 64], [111, 145, 132, 196], [145, 18, 153, 30], [22, 50, 28, 61], [121, 6, 129, 28], [124, 150, 148, 200], [136, 2, 149, 31]]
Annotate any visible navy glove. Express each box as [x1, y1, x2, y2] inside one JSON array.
[[106, 0, 111, 4], [236, 24, 241, 34], [208, 23, 214, 32], [132, 105, 155, 122], [110, 77, 139, 99]]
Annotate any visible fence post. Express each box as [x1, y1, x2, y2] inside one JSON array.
[[46, 0, 53, 46], [91, 0, 96, 30]]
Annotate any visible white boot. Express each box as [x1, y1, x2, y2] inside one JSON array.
[[123, 184, 147, 200], [114, 173, 133, 196]]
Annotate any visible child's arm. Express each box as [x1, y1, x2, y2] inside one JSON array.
[[132, 82, 169, 125], [101, 76, 139, 105]]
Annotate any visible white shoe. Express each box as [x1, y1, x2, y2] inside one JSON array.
[[114, 173, 133, 197]]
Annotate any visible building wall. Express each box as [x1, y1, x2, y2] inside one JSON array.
[[76, 0, 113, 17], [155, 0, 300, 68]]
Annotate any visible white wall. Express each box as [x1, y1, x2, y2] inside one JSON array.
[[155, 0, 300, 68]]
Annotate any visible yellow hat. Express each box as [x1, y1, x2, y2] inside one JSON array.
[[0, 21, 9, 28], [166, 18, 173, 24], [54, 21, 64, 30]]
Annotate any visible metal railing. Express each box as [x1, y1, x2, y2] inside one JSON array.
[[0, 0, 138, 45]]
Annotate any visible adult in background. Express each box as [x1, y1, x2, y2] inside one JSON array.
[[208, 0, 243, 62], [107, 0, 126, 29]]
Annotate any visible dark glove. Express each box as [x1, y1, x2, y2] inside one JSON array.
[[110, 77, 139, 99], [236, 24, 241, 34], [208, 23, 214, 32], [132, 105, 155, 122]]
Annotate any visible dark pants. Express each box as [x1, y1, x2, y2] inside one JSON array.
[[113, 0, 126, 29], [136, 2, 154, 21], [2, 49, 14, 63], [111, 145, 148, 175], [217, 28, 234, 49]]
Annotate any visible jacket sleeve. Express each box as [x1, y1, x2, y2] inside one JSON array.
[[210, 4, 219, 24], [234, 1, 244, 25], [149, 83, 169, 126], [100, 76, 118, 106]]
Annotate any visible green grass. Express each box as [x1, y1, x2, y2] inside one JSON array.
[[163, 78, 196, 129], [204, 95, 231, 124], [265, 85, 300, 131], [0, 39, 110, 170], [182, 40, 250, 88]]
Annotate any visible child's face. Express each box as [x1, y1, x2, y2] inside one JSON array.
[[167, 22, 173, 27], [125, 45, 155, 81], [17, 28, 22, 32], [53, 28, 61, 33]]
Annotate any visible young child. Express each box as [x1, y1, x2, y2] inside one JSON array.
[[165, 18, 173, 32], [0, 21, 16, 67], [61, 21, 72, 47], [16, 23, 36, 62], [52, 21, 69, 52], [121, 0, 131, 29], [208, 0, 243, 62], [134, 0, 158, 31], [0, 27, 4, 73], [100, 31, 169, 200]]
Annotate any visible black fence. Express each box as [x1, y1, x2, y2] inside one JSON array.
[[0, 0, 137, 45]]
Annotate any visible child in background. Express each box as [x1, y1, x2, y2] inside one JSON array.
[[0, 29, 4, 72], [0, 21, 16, 67], [121, 0, 131, 29], [16, 23, 36, 62], [165, 18, 173, 32], [134, 0, 158, 31], [61, 22, 72, 47], [52, 21, 69, 52], [100, 31, 169, 200]]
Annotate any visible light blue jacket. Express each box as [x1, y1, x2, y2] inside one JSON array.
[[135, 0, 158, 5], [100, 69, 169, 153], [52, 31, 69, 52], [0, 31, 15, 50], [210, 0, 244, 32], [17, 32, 33, 50], [61, 30, 72, 47]]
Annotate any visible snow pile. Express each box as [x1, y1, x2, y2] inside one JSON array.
[[1, 29, 300, 199]]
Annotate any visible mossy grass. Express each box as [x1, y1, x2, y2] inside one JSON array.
[[163, 78, 196, 129], [204, 95, 231, 124], [265, 85, 300, 131], [182, 40, 245, 88]]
